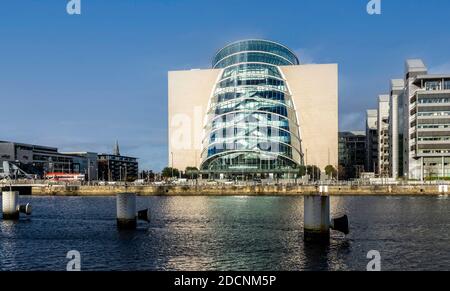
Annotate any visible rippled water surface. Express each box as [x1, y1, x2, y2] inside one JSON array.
[[0, 195, 449, 271]]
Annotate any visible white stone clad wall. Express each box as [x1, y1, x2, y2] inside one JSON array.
[[168, 64, 339, 172]]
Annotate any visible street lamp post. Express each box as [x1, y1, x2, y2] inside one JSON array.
[[171, 152, 174, 178], [87, 159, 91, 181], [305, 148, 308, 184]]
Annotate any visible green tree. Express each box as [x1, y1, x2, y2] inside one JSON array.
[[307, 165, 321, 181], [298, 165, 307, 177], [162, 167, 180, 178], [325, 165, 338, 179], [185, 167, 199, 179]]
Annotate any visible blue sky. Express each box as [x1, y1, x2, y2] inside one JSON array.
[[1, 0, 450, 171]]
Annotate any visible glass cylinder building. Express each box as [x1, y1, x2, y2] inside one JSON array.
[[200, 40, 304, 177]]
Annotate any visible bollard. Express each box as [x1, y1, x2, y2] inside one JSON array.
[[303, 194, 330, 242], [2, 191, 19, 220], [116, 193, 137, 230]]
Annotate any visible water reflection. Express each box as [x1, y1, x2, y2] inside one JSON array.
[[0, 196, 448, 271], [0, 220, 20, 270]]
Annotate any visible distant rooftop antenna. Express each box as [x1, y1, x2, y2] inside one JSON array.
[[114, 140, 120, 156]]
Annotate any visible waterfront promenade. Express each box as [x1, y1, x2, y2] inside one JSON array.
[[2, 179, 450, 196], [11, 183, 450, 196]]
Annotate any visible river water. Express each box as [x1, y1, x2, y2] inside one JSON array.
[[0, 195, 449, 271]]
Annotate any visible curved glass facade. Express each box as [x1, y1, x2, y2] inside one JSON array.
[[213, 40, 299, 68], [201, 40, 303, 174]]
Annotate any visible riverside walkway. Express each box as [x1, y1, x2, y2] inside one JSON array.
[[2, 180, 450, 196]]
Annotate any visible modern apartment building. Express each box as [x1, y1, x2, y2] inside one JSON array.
[[404, 59, 450, 180], [97, 154, 138, 182], [378, 95, 390, 177], [365, 109, 378, 173], [97, 140, 139, 182], [168, 39, 338, 179], [339, 131, 366, 179]]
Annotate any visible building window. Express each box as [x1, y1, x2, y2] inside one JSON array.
[[445, 80, 450, 90], [418, 111, 450, 117], [418, 98, 450, 104], [425, 81, 441, 91]]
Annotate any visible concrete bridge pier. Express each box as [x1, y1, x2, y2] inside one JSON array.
[[116, 193, 150, 230], [303, 193, 330, 242], [116, 193, 137, 230], [304, 186, 349, 242], [2, 191, 32, 220], [2, 191, 20, 220]]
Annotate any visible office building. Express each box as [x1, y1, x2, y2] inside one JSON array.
[[365, 109, 378, 173], [60, 152, 98, 181], [389, 79, 405, 179], [168, 39, 338, 179], [378, 95, 390, 177], [0, 140, 97, 180], [339, 131, 366, 179], [404, 59, 450, 180]]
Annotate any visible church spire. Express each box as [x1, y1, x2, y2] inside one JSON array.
[[113, 140, 120, 156]]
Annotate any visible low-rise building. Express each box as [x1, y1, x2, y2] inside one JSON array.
[[0, 140, 97, 180], [98, 154, 138, 182], [61, 152, 98, 181], [0, 140, 140, 181]]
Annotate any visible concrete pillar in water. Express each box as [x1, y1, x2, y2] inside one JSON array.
[[304, 193, 330, 242], [2, 191, 19, 220], [116, 193, 137, 230]]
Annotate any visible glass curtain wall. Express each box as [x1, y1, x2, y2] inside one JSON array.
[[200, 40, 303, 175]]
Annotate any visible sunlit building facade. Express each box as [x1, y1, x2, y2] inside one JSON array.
[[404, 59, 450, 180], [168, 39, 338, 178], [389, 79, 405, 179], [378, 95, 390, 177], [368, 58, 450, 180]]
